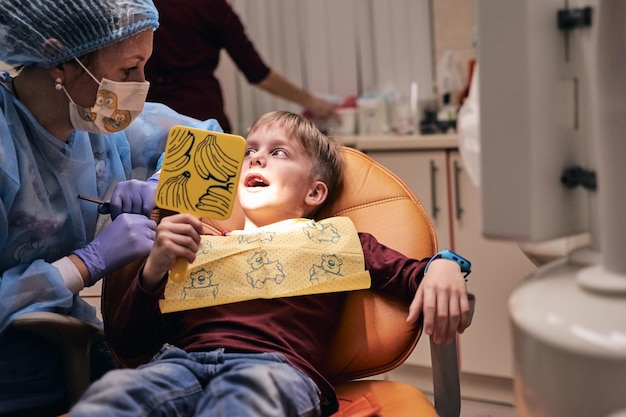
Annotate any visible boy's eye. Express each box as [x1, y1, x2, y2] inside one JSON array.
[[244, 149, 255, 157], [271, 149, 287, 157]]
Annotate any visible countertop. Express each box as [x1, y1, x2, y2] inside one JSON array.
[[338, 133, 459, 151]]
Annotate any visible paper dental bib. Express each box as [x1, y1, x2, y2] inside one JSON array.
[[160, 217, 370, 313]]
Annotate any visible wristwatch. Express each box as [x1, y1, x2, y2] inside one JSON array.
[[424, 249, 471, 280]]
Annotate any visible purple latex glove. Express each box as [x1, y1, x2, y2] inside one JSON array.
[[108, 179, 158, 220], [74, 213, 157, 286]]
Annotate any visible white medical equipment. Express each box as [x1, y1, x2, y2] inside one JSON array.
[[478, 1, 626, 416]]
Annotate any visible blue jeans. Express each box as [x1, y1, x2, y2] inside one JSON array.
[[69, 345, 322, 417]]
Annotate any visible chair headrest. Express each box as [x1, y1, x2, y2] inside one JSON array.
[[207, 147, 437, 260]]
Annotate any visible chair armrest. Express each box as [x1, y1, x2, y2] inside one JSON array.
[[11, 312, 104, 405], [430, 293, 475, 417], [431, 337, 461, 417]]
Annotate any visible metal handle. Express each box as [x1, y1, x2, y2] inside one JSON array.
[[454, 160, 464, 221], [430, 160, 440, 220]]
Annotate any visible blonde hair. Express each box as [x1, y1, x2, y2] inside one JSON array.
[[247, 111, 344, 199]]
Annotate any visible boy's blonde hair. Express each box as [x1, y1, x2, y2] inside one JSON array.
[[248, 111, 344, 200]]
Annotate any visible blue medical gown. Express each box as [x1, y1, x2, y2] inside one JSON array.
[[0, 81, 223, 411]]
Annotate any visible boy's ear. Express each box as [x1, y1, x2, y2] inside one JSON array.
[[306, 181, 328, 208]]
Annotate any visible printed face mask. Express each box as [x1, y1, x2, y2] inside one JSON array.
[[62, 58, 150, 134]]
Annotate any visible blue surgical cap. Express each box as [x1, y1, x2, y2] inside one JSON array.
[[0, 0, 159, 67]]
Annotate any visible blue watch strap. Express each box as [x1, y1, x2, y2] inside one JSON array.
[[425, 249, 471, 279]]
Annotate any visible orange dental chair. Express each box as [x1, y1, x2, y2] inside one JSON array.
[[13, 147, 474, 417]]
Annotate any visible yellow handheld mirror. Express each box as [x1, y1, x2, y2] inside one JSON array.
[[156, 126, 246, 219], [155, 126, 246, 281]]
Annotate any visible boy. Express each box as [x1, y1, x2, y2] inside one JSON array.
[[70, 111, 470, 417]]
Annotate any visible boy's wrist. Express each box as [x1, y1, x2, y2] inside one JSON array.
[[140, 261, 167, 292], [425, 249, 471, 280]]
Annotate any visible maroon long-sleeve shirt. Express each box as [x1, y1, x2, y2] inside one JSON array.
[[110, 232, 427, 415]]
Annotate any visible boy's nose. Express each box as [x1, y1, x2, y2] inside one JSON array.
[[250, 154, 265, 166]]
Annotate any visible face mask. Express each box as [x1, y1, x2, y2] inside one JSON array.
[[62, 58, 150, 134]]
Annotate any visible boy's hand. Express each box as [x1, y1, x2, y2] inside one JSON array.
[[141, 214, 205, 291], [406, 258, 471, 344]]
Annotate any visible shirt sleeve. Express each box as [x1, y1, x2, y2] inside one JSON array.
[[108, 265, 168, 359], [214, 1, 272, 84], [0, 96, 95, 333], [359, 232, 429, 304], [0, 260, 76, 334]]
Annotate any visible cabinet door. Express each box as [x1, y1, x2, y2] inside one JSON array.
[[366, 150, 451, 250], [448, 151, 537, 378], [366, 150, 450, 367]]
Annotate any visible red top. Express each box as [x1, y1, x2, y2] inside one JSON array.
[[145, 0, 271, 132], [109, 232, 427, 415]]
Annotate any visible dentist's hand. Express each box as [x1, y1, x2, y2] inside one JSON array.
[[108, 179, 158, 219], [73, 213, 157, 286]]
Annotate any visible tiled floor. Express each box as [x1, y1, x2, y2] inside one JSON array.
[[460, 398, 516, 417], [423, 392, 516, 417], [384, 364, 518, 417]]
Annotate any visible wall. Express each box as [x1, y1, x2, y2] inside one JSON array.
[[217, 0, 435, 135], [432, 0, 475, 73]]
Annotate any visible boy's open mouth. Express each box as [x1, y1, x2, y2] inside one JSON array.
[[245, 174, 269, 187]]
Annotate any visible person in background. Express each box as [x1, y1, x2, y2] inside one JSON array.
[[145, 0, 337, 133], [69, 111, 471, 417], [0, 0, 222, 414]]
